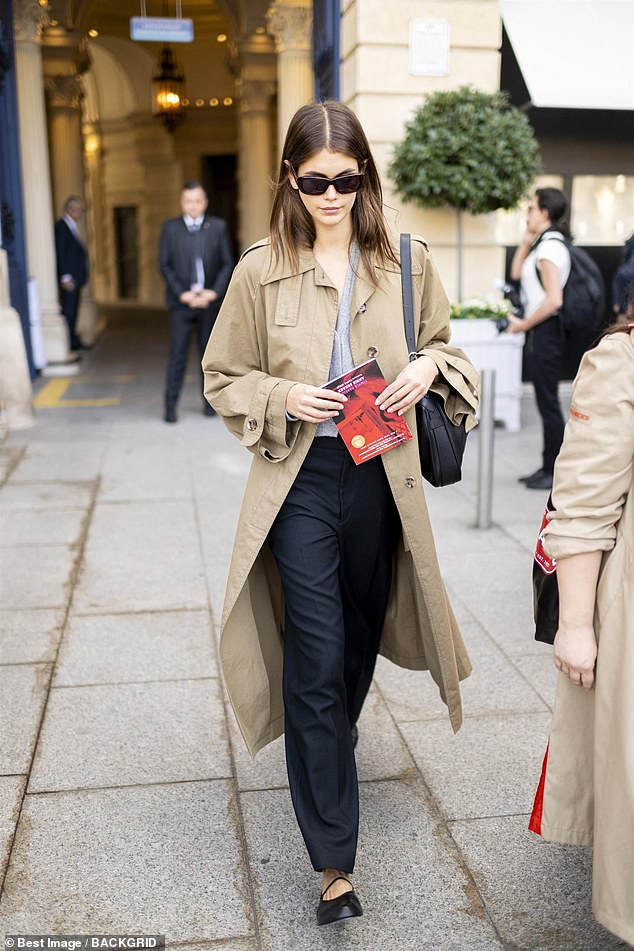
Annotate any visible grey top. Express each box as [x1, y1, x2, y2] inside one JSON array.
[[316, 243, 360, 438]]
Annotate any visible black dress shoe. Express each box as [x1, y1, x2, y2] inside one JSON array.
[[164, 407, 177, 423], [351, 724, 359, 749], [316, 876, 363, 926], [203, 403, 216, 417], [518, 468, 545, 484], [526, 471, 553, 490]]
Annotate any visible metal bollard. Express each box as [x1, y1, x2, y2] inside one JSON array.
[[476, 368, 496, 530]]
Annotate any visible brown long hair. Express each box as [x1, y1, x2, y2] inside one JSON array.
[[599, 321, 634, 340], [269, 101, 399, 283]]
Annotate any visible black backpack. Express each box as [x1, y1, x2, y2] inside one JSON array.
[[535, 231, 605, 336]]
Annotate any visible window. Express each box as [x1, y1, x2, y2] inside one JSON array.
[[571, 175, 634, 245]]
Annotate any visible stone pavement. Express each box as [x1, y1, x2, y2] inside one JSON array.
[[0, 308, 629, 951]]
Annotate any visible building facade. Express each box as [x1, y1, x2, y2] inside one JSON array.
[[0, 0, 632, 375]]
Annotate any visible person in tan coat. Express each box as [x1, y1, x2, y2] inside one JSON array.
[[529, 324, 634, 945], [202, 101, 479, 925]]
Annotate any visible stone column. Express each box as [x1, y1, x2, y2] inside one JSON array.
[[237, 79, 276, 249], [266, 0, 314, 158], [235, 33, 277, 250], [43, 28, 97, 344], [13, 0, 73, 366], [82, 123, 110, 304], [0, 249, 34, 431], [45, 74, 84, 208]]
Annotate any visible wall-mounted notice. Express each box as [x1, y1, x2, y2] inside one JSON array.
[[409, 19, 450, 76], [130, 16, 194, 42]]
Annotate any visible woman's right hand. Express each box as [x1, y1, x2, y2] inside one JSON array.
[[286, 384, 347, 423], [553, 623, 598, 690]]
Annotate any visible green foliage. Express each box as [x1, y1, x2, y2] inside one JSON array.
[[389, 87, 541, 215], [450, 297, 511, 320]]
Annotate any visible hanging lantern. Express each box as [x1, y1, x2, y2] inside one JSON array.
[[152, 45, 186, 132]]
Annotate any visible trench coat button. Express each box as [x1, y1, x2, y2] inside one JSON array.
[[367, 345, 378, 358], [246, 417, 258, 431], [404, 476, 417, 488], [359, 303, 367, 313]]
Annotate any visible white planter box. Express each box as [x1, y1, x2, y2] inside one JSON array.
[[449, 318, 524, 432]]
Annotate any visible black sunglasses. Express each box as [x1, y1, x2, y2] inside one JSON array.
[[292, 168, 365, 196]]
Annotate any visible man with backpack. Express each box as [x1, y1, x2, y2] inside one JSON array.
[[507, 187, 604, 491]]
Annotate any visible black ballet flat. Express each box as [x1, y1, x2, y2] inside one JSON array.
[[316, 876, 363, 926]]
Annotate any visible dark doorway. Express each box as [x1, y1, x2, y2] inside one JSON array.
[[201, 154, 238, 257], [313, 0, 340, 100], [113, 206, 138, 299]]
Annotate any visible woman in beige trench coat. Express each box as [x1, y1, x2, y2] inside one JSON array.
[[202, 101, 479, 925], [529, 324, 634, 945]]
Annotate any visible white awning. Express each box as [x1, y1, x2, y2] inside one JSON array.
[[500, 0, 634, 110]]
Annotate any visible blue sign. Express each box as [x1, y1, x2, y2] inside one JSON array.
[[130, 17, 194, 43]]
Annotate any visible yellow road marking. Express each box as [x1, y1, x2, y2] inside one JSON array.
[[34, 378, 121, 409]]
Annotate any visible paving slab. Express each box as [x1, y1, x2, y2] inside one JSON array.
[[8, 441, 106, 483], [0, 781, 252, 941], [0, 481, 93, 512], [0, 775, 25, 880], [240, 781, 503, 951], [453, 586, 547, 657], [0, 665, 50, 774], [170, 941, 257, 951], [99, 442, 193, 502], [0, 446, 24, 484], [513, 650, 559, 712], [54, 610, 217, 686], [72, 500, 207, 614], [192, 430, 250, 619], [375, 621, 547, 725], [400, 712, 551, 821], [29, 679, 231, 792], [0, 508, 86, 547], [450, 815, 627, 951], [0, 545, 76, 609], [0, 609, 63, 664]]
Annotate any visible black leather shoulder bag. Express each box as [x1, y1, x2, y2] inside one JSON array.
[[400, 232, 468, 487]]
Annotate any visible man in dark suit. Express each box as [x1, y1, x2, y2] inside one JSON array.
[[159, 181, 233, 422], [54, 196, 89, 352]]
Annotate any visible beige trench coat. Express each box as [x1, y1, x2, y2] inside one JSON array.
[[530, 329, 634, 945], [202, 236, 480, 758]]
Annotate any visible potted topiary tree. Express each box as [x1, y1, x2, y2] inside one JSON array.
[[389, 85, 541, 300], [389, 87, 541, 431]]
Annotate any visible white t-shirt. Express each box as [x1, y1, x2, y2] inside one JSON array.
[[521, 233, 571, 318]]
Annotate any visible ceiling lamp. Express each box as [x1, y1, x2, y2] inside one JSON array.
[[152, 45, 186, 132]]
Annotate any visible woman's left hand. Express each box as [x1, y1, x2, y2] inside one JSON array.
[[375, 355, 439, 416], [553, 622, 597, 690]]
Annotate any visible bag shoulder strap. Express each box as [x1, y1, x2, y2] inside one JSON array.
[[532, 230, 570, 291], [400, 233, 417, 361]]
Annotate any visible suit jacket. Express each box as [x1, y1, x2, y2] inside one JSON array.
[[54, 219, 88, 287], [159, 214, 234, 309]]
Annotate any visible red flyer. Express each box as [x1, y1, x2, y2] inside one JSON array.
[[323, 359, 412, 465]]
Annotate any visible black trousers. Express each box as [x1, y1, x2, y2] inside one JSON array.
[[60, 287, 81, 350], [267, 436, 400, 873], [165, 304, 218, 409], [524, 316, 565, 473]]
